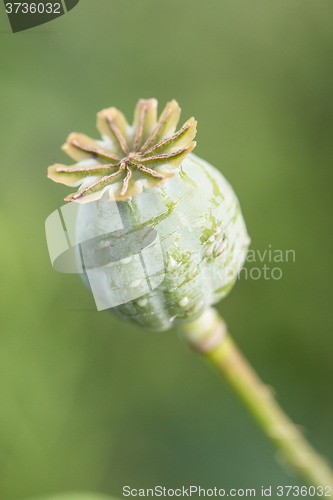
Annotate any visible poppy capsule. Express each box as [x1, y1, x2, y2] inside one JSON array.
[[48, 99, 249, 330]]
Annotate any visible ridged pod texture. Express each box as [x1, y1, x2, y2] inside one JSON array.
[[76, 153, 249, 331]]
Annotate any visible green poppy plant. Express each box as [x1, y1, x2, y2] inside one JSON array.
[[47, 98, 333, 489]]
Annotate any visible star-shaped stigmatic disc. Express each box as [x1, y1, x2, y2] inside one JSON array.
[[48, 99, 197, 203]]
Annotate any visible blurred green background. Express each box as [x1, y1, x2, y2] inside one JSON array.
[[1, 1, 333, 499]]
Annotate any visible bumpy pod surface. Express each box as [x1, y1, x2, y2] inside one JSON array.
[[76, 153, 249, 331]]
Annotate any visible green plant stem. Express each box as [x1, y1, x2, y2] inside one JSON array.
[[180, 308, 333, 488]]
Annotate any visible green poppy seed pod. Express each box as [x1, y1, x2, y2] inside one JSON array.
[[48, 99, 249, 331]]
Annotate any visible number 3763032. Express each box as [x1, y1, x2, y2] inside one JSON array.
[[5, 3, 61, 14], [277, 486, 331, 496]]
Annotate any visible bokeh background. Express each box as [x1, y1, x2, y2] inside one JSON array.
[[1, 1, 333, 499]]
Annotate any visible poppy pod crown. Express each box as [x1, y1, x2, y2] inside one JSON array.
[[48, 99, 196, 203]]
